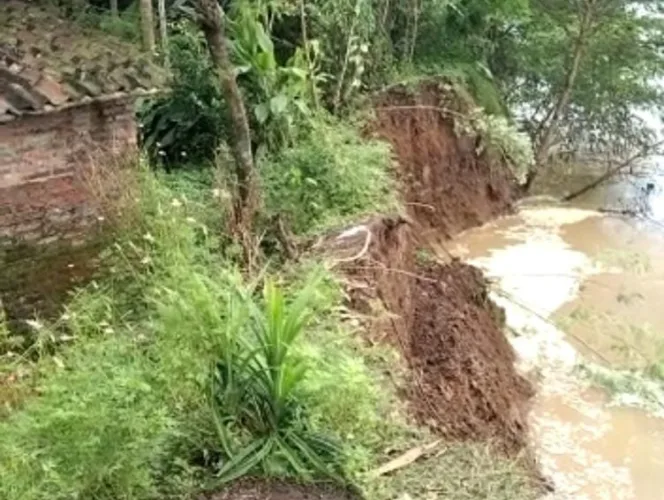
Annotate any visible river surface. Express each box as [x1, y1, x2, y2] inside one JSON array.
[[450, 170, 664, 499]]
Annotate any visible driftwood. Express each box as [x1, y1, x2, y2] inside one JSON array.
[[369, 440, 442, 477]]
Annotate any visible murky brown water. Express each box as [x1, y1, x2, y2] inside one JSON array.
[[450, 170, 664, 499]]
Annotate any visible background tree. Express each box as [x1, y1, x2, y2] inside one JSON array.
[[499, 0, 664, 188], [194, 0, 259, 254], [158, 0, 169, 65], [139, 0, 156, 52]]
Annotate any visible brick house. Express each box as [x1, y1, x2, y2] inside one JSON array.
[[0, 1, 163, 247], [0, 66, 161, 247]]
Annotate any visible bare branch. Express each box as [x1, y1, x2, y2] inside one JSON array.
[[563, 139, 664, 201]]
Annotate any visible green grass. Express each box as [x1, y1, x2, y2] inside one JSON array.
[[578, 363, 664, 414], [0, 169, 537, 499], [556, 305, 664, 413], [595, 249, 652, 274], [260, 115, 398, 235]]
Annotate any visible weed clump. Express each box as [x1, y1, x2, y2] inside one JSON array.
[[261, 117, 397, 234]]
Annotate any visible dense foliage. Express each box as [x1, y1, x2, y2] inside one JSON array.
[[260, 116, 396, 233]]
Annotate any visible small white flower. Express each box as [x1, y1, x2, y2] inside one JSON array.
[[141, 256, 152, 265], [143, 233, 156, 243], [25, 319, 44, 331], [171, 198, 182, 208], [186, 217, 196, 224]]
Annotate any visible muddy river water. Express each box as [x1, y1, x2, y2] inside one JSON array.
[[450, 170, 664, 499]]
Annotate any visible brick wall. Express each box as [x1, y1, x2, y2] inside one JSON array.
[[0, 94, 137, 247]]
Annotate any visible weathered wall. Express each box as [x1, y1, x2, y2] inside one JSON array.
[[0, 94, 137, 246]]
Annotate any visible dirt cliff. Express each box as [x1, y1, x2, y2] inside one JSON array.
[[344, 79, 531, 454]]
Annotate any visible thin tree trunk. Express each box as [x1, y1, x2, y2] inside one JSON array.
[[407, 0, 421, 63], [333, 0, 362, 113], [195, 0, 258, 234], [299, 0, 318, 108], [110, 0, 118, 17], [157, 0, 169, 67], [139, 0, 156, 54], [526, 1, 594, 190]]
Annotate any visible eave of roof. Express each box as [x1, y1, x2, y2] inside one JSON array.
[[0, 1, 167, 123]]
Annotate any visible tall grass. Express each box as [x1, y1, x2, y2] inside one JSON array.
[[260, 115, 397, 234], [0, 168, 538, 500], [0, 170, 387, 498]]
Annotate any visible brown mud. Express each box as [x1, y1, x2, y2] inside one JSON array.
[[373, 80, 516, 240], [345, 80, 531, 452], [407, 261, 532, 452]]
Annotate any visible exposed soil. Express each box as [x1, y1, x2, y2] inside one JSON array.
[[342, 221, 532, 454], [373, 80, 517, 240], [203, 479, 356, 500], [342, 80, 532, 454], [407, 261, 532, 453]]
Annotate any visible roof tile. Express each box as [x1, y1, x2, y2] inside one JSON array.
[[0, 0, 167, 122]]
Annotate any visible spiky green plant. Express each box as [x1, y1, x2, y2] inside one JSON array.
[[210, 275, 344, 484]]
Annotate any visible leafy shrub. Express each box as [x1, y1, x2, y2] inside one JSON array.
[[0, 167, 539, 499], [0, 173, 209, 500], [0, 170, 388, 498], [231, 4, 323, 151], [473, 111, 534, 181], [261, 116, 396, 234], [139, 22, 229, 166], [0, 337, 174, 500], [209, 276, 344, 483]]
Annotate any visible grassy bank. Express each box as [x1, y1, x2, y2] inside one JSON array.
[[0, 165, 537, 499]]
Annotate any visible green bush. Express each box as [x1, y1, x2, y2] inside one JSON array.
[[139, 22, 229, 166], [0, 171, 390, 498], [0, 169, 537, 500], [261, 116, 396, 234], [207, 275, 345, 483], [0, 337, 174, 500], [0, 173, 211, 500]]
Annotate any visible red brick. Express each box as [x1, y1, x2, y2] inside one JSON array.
[[0, 95, 137, 244]]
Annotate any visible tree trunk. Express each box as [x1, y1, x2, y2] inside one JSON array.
[[195, 0, 258, 235], [299, 0, 318, 107], [526, 1, 594, 190], [332, 0, 362, 113], [139, 0, 156, 54], [110, 0, 118, 17], [407, 0, 422, 63], [157, 0, 169, 66]]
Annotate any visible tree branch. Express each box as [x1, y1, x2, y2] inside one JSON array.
[[562, 139, 664, 201]]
